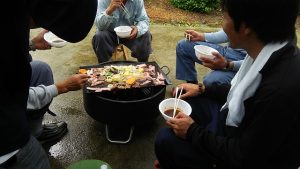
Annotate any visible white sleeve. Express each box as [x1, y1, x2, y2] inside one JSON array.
[[27, 85, 58, 110]]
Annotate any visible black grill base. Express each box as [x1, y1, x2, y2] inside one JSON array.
[[83, 85, 166, 127]]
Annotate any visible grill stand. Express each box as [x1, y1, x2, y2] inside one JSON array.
[[105, 124, 134, 144]]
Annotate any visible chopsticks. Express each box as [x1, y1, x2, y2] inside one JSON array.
[[173, 87, 183, 118], [185, 33, 191, 41], [120, 2, 130, 17]]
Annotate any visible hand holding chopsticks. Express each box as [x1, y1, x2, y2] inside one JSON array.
[[107, 0, 130, 17], [173, 87, 183, 118], [185, 33, 191, 41]]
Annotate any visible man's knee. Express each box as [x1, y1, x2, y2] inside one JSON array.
[[92, 31, 105, 49], [176, 39, 196, 58], [131, 31, 152, 59], [31, 61, 52, 77], [203, 71, 235, 87], [176, 39, 188, 51], [155, 128, 175, 151]]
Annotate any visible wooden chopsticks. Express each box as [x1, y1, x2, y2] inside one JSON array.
[[120, 2, 130, 17]]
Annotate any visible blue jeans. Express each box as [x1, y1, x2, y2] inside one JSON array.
[[155, 97, 225, 169], [176, 39, 246, 86]]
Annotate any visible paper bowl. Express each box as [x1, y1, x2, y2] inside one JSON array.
[[159, 98, 192, 121], [44, 31, 67, 48], [114, 26, 132, 38], [194, 45, 219, 61]]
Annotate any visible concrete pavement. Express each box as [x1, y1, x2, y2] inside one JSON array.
[[31, 22, 300, 169]]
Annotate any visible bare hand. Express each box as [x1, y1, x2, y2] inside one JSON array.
[[56, 74, 90, 94], [127, 26, 138, 40], [107, 0, 123, 14], [31, 29, 51, 50], [201, 52, 227, 70], [184, 30, 205, 42], [172, 83, 203, 99], [166, 112, 194, 139]]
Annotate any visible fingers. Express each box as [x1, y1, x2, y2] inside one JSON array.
[[44, 43, 51, 49], [201, 57, 214, 63], [185, 30, 194, 34], [212, 51, 222, 58], [184, 33, 192, 41], [179, 93, 189, 99]]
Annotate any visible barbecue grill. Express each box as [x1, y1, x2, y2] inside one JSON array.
[[81, 61, 171, 143]]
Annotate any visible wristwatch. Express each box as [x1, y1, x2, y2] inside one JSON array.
[[225, 60, 233, 71], [198, 83, 205, 95], [29, 40, 36, 51]]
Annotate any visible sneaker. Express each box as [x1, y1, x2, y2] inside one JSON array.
[[37, 121, 68, 145]]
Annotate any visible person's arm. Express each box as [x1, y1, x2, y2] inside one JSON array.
[[27, 74, 89, 110], [201, 53, 243, 72], [27, 85, 58, 110], [94, 0, 118, 30], [134, 0, 150, 38], [231, 60, 242, 71], [29, 29, 51, 51], [186, 86, 297, 168], [204, 29, 229, 44]]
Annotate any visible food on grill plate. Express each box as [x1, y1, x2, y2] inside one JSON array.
[[79, 69, 87, 74], [82, 64, 166, 92]]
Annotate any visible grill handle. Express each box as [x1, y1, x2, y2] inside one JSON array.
[[160, 65, 170, 75]]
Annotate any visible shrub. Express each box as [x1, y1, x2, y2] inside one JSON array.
[[170, 0, 220, 13]]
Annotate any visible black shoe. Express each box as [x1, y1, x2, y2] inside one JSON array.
[[37, 121, 68, 145]]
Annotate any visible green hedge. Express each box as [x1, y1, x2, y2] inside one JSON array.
[[170, 0, 220, 13]]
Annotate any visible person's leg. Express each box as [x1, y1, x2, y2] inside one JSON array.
[[92, 30, 118, 63], [221, 46, 246, 61], [28, 61, 54, 137], [186, 96, 225, 136], [155, 128, 215, 169], [122, 31, 152, 62], [28, 61, 68, 145], [9, 136, 50, 169], [203, 70, 236, 87], [30, 60, 54, 86], [202, 47, 246, 86], [176, 40, 246, 85], [175, 40, 224, 83]]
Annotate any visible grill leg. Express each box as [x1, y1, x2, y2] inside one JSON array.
[[105, 124, 134, 144]]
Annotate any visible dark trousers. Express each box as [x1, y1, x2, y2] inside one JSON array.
[[0, 136, 50, 169], [30, 60, 54, 87], [155, 97, 225, 169], [92, 30, 152, 63], [27, 60, 54, 137]]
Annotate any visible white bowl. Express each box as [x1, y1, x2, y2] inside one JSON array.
[[43, 31, 67, 48], [194, 45, 219, 61], [159, 98, 192, 121], [114, 26, 132, 38]]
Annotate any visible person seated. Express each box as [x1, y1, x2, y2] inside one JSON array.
[[155, 0, 300, 168], [27, 60, 89, 145], [28, 30, 89, 145], [92, 0, 152, 63], [176, 28, 246, 86]]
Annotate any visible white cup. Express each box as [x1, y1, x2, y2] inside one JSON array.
[[194, 45, 219, 61], [159, 98, 192, 121]]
